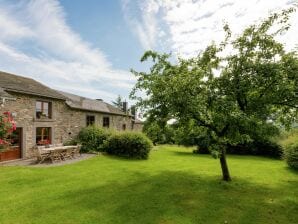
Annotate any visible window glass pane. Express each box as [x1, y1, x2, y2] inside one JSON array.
[[36, 127, 51, 145], [36, 101, 51, 119], [86, 115, 95, 126], [103, 117, 110, 127], [36, 128, 41, 136], [43, 109, 49, 117], [36, 111, 42, 118], [43, 102, 48, 110], [43, 127, 49, 136], [36, 101, 42, 110]]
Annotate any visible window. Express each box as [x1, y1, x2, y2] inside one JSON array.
[[103, 117, 110, 128], [122, 124, 126, 131], [86, 115, 95, 126], [36, 127, 51, 145], [36, 101, 51, 119]]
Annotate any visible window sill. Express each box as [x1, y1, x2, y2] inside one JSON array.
[[33, 118, 54, 122]]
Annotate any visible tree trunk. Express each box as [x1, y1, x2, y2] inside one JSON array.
[[219, 148, 231, 181]]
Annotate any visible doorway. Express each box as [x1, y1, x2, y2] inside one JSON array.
[[0, 127, 22, 162]]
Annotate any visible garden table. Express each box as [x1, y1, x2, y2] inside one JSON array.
[[42, 146, 79, 163]]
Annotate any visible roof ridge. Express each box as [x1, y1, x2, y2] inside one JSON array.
[[0, 71, 66, 100], [0, 70, 36, 82]]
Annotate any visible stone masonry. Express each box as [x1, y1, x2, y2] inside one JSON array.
[[0, 92, 136, 159]]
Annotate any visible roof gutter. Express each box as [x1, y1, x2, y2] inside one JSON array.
[[65, 103, 134, 117], [4, 88, 66, 100]]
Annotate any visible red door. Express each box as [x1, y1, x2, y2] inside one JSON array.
[[0, 128, 22, 162]]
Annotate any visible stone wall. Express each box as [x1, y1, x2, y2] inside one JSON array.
[[0, 92, 137, 159], [132, 122, 143, 132]]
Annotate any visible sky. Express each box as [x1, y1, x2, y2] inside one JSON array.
[[0, 0, 297, 104]]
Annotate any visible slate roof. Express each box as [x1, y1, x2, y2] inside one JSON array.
[[0, 87, 14, 99], [0, 71, 65, 100], [58, 91, 130, 116], [0, 70, 130, 116]]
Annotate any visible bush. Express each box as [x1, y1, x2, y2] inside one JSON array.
[[78, 126, 112, 152], [227, 139, 283, 158], [252, 140, 283, 158], [104, 132, 153, 159], [143, 121, 174, 145], [192, 135, 211, 154], [193, 146, 209, 154], [284, 142, 298, 170], [277, 128, 298, 148], [63, 138, 79, 146]]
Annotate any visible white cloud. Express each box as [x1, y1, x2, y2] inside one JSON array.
[[124, 0, 298, 58], [53, 84, 117, 100], [121, 0, 161, 50], [0, 7, 33, 42], [25, 0, 110, 67], [0, 0, 135, 102]]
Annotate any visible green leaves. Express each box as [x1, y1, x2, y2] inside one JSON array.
[[130, 8, 297, 152]]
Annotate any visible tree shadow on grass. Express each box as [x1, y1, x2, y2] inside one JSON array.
[[171, 150, 209, 158], [284, 166, 298, 174], [172, 150, 288, 162], [29, 171, 298, 224], [102, 154, 153, 163]]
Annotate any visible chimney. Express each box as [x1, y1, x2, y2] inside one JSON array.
[[122, 101, 128, 113]]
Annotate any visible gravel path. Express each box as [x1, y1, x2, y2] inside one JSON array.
[[0, 153, 97, 167]]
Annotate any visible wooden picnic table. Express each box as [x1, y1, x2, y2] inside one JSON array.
[[42, 145, 78, 151], [41, 145, 80, 163]]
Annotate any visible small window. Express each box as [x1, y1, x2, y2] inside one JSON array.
[[122, 124, 126, 131], [36, 101, 51, 119], [103, 117, 110, 128], [36, 127, 51, 145], [86, 115, 95, 126]]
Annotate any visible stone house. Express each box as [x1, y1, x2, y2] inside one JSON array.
[[0, 71, 142, 162]]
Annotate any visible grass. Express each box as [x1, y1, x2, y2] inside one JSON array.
[[0, 145, 297, 224]]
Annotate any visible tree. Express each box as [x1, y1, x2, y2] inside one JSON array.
[[130, 8, 298, 181], [143, 119, 175, 145], [112, 95, 123, 110]]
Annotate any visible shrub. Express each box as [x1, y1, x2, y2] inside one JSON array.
[[277, 128, 298, 148], [63, 138, 79, 146], [143, 121, 174, 145], [193, 135, 211, 154], [78, 126, 112, 152], [193, 146, 209, 154], [284, 142, 298, 170], [252, 140, 283, 158], [227, 139, 283, 158], [104, 132, 153, 159]]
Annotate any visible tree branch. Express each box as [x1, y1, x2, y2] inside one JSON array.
[[192, 114, 219, 135]]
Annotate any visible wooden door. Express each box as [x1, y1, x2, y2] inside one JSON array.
[[0, 128, 22, 162]]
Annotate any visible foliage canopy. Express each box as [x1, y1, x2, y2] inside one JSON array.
[[130, 8, 298, 181]]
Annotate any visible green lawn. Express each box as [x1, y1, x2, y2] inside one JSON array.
[[0, 145, 297, 224]]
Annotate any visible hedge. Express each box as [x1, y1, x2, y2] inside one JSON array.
[[284, 142, 298, 170], [104, 132, 153, 159], [193, 138, 283, 159], [227, 140, 283, 158], [78, 126, 112, 152]]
